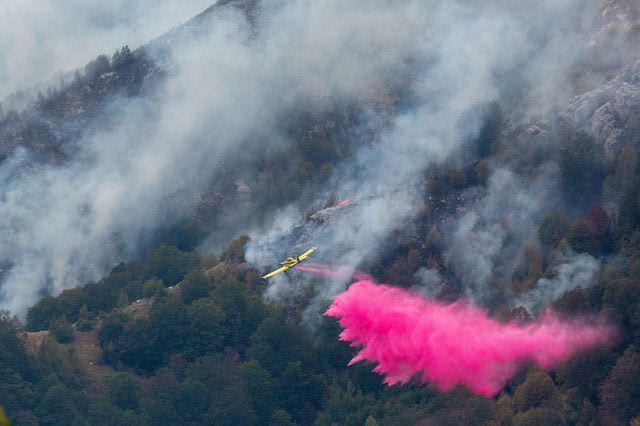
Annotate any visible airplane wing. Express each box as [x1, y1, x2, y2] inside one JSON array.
[[262, 265, 291, 279], [0, 406, 9, 426], [298, 247, 317, 261]]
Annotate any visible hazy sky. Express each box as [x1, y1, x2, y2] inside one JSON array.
[[0, 0, 214, 98]]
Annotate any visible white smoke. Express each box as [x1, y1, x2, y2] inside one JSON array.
[[0, 0, 456, 316], [414, 268, 445, 299], [245, 0, 610, 317], [0, 0, 216, 101], [513, 251, 601, 312], [0, 0, 623, 317], [445, 166, 559, 302]]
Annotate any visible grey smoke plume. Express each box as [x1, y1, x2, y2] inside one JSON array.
[[513, 251, 600, 313], [0, 0, 625, 318], [245, 0, 613, 319], [414, 268, 445, 299], [0, 0, 459, 316], [445, 166, 559, 303]]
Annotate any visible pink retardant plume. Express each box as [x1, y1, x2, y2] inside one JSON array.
[[294, 263, 371, 281], [323, 279, 616, 397], [335, 199, 350, 208]]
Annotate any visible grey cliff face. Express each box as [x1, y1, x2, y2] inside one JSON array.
[[561, 59, 640, 158]]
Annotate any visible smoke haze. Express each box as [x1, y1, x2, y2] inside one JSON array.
[[514, 251, 601, 312], [0, 0, 628, 316], [0, 0, 213, 100], [247, 0, 611, 315]]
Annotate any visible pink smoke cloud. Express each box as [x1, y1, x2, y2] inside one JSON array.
[[321, 278, 615, 397]]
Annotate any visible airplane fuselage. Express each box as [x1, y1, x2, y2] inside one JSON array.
[[262, 247, 316, 279], [280, 256, 299, 267]]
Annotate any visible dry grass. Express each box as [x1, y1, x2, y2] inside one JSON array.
[[23, 325, 117, 392], [70, 324, 116, 392], [21, 330, 49, 354], [123, 297, 153, 319]]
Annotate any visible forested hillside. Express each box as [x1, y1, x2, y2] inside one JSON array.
[[2, 179, 640, 424], [2, 0, 640, 424]]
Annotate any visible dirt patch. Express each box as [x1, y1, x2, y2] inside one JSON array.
[[65, 324, 117, 392], [21, 330, 49, 355], [23, 327, 115, 392], [123, 297, 153, 319]]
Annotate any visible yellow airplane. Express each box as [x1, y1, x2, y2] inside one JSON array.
[[262, 247, 317, 279], [0, 405, 10, 426]]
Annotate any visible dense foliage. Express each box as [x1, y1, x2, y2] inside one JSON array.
[[3, 150, 640, 424], [2, 8, 640, 424], [3, 93, 640, 424]]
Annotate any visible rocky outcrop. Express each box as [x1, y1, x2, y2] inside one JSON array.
[[525, 58, 640, 159], [561, 59, 640, 157], [523, 1, 640, 158], [591, 0, 640, 48]]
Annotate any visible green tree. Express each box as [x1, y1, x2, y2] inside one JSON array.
[[145, 370, 181, 425], [37, 384, 81, 425], [112, 45, 133, 68], [600, 347, 640, 424], [512, 243, 543, 293], [155, 219, 204, 252], [553, 288, 592, 315], [240, 360, 280, 417], [559, 131, 606, 208], [617, 156, 640, 246], [555, 346, 615, 403], [602, 276, 640, 339], [567, 219, 595, 255], [84, 54, 111, 79], [211, 280, 267, 350], [81, 263, 141, 315], [538, 212, 568, 250], [76, 317, 95, 332], [174, 378, 209, 424], [585, 203, 613, 254], [86, 398, 146, 426], [221, 235, 250, 263], [98, 311, 129, 346], [10, 410, 39, 426], [492, 394, 514, 425], [142, 278, 165, 298], [26, 297, 61, 331], [56, 288, 89, 323], [0, 368, 35, 415], [473, 101, 507, 159], [185, 298, 226, 358], [279, 361, 324, 423], [181, 271, 213, 304], [513, 368, 563, 413], [318, 380, 377, 426], [143, 245, 200, 286], [105, 373, 141, 411], [204, 385, 258, 426], [149, 296, 188, 340], [513, 407, 566, 426], [269, 409, 295, 426], [246, 316, 314, 376], [0, 310, 35, 380], [49, 316, 74, 344], [364, 415, 380, 426], [568, 204, 614, 256]]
